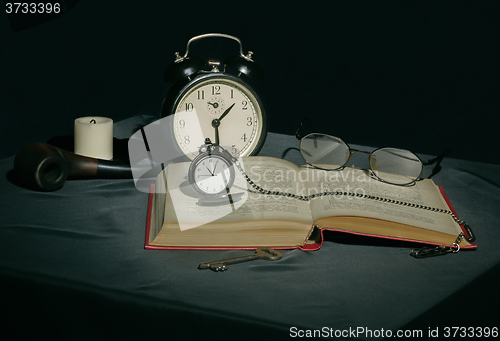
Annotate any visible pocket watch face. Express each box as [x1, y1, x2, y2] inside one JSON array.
[[173, 75, 265, 159], [191, 154, 234, 195]]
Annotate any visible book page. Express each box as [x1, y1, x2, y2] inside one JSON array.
[[304, 167, 461, 236], [163, 157, 313, 229]]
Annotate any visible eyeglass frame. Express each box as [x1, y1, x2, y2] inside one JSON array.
[[294, 119, 450, 186]]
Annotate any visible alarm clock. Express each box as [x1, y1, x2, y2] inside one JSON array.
[[161, 33, 267, 160], [188, 139, 236, 196]]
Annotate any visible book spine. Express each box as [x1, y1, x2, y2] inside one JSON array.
[[144, 184, 155, 248]]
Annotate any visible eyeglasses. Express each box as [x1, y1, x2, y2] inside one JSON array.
[[295, 120, 449, 186]]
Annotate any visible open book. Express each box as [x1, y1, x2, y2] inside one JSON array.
[[145, 157, 475, 251]]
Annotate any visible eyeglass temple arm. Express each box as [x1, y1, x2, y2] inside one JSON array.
[[422, 149, 452, 179], [295, 118, 316, 140]]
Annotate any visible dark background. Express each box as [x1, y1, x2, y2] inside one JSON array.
[[1, 0, 499, 164]]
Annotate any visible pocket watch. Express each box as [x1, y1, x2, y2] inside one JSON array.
[[161, 33, 267, 160], [188, 139, 236, 196]]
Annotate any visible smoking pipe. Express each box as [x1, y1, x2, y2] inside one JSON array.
[[14, 143, 132, 191]]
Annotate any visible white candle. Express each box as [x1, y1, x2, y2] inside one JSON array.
[[74, 116, 113, 160]]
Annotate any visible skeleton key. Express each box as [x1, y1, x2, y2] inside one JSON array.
[[410, 246, 452, 259], [198, 248, 282, 272]]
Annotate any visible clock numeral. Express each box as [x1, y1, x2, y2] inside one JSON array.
[[185, 103, 194, 112], [184, 136, 190, 144], [242, 101, 248, 110], [197, 90, 205, 100], [212, 86, 221, 95], [230, 89, 234, 98], [246, 117, 253, 126], [179, 119, 186, 128], [241, 134, 247, 142]]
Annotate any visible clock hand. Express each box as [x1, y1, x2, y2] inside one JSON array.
[[213, 124, 220, 146], [212, 160, 219, 176], [218, 103, 235, 121], [211, 103, 235, 145], [206, 167, 214, 176], [219, 166, 235, 207], [207, 102, 219, 108]]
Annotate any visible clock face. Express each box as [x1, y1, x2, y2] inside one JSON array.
[[172, 75, 265, 159], [192, 154, 234, 195]]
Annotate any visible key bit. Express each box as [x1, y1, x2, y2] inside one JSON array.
[[198, 248, 282, 272]]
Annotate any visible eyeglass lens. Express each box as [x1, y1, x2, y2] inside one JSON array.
[[370, 148, 422, 185], [300, 134, 350, 170], [300, 133, 423, 185]]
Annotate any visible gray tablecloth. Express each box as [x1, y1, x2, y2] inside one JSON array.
[[1, 115, 498, 340]]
